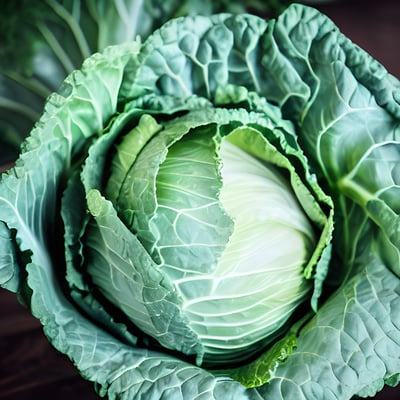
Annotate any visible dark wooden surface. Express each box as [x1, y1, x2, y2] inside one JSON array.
[[317, 0, 400, 79], [1, 1, 400, 399], [0, 289, 99, 399]]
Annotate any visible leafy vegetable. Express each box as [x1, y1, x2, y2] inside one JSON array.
[[1, 3, 399, 400]]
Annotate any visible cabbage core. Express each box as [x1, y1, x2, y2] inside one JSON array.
[[170, 137, 316, 365]]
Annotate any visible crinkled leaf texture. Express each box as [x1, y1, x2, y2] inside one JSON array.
[[0, 3, 400, 399]]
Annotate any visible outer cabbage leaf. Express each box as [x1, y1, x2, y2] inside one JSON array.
[[266, 4, 400, 278], [0, 222, 22, 292], [0, 4, 399, 400], [0, 39, 139, 293], [259, 254, 400, 399]]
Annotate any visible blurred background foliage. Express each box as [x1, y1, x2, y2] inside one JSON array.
[[0, 0, 291, 164]]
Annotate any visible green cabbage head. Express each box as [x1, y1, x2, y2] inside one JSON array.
[[1, 4, 400, 399]]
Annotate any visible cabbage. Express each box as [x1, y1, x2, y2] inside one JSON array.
[[1, 4, 400, 400]]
